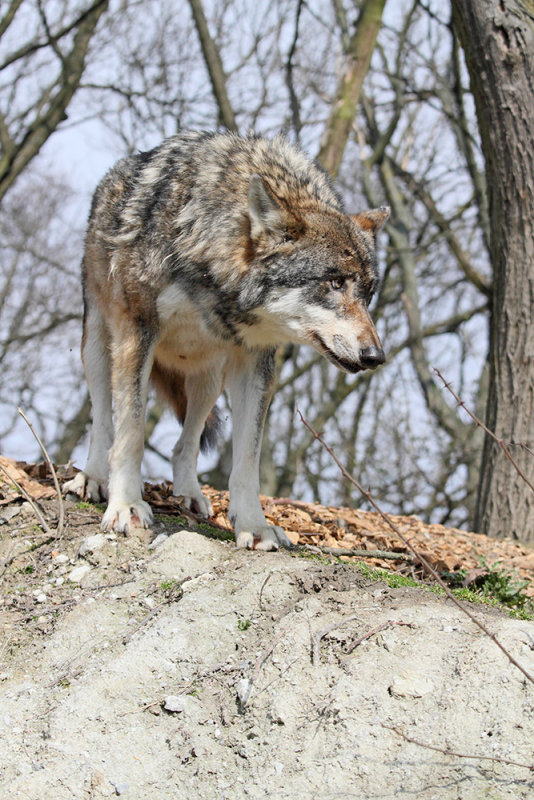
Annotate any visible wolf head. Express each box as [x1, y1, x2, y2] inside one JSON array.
[[240, 174, 389, 373]]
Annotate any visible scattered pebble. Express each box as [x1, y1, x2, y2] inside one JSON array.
[[78, 534, 106, 557], [148, 533, 168, 550], [0, 506, 20, 524], [112, 782, 129, 795], [236, 678, 253, 706], [68, 565, 91, 584], [35, 593, 47, 604], [52, 554, 69, 565], [389, 670, 434, 698], [164, 695, 185, 713]]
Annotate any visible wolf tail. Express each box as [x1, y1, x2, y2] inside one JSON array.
[[150, 361, 222, 454]]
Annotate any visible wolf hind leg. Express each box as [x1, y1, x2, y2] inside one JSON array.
[[63, 304, 113, 502], [227, 349, 293, 551], [101, 319, 155, 533], [171, 366, 224, 517]]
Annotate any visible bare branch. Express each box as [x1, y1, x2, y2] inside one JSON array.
[[384, 724, 534, 771], [285, 0, 304, 141], [0, 0, 109, 202], [187, 0, 238, 131], [297, 408, 534, 686], [435, 369, 534, 494], [18, 408, 64, 539], [318, 0, 387, 177], [0, 0, 24, 40]]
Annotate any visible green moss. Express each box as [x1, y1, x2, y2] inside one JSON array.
[[76, 500, 106, 511]]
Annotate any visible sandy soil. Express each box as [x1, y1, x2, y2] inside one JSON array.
[[1, 493, 534, 800]]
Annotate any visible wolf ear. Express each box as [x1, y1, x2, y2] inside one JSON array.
[[351, 206, 390, 235], [248, 174, 285, 240]]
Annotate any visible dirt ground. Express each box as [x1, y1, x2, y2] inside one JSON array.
[[1, 460, 534, 799]]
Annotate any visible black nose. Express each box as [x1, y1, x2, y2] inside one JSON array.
[[359, 345, 385, 370]]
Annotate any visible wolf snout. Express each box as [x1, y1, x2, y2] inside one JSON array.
[[359, 345, 385, 370]]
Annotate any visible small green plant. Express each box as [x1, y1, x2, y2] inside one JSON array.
[[474, 559, 529, 608], [76, 500, 106, 511], [160, 579, 178, 593], [238, 619, 251, 631], [23, 565, 34, 574], [445, 558, 530, 610]]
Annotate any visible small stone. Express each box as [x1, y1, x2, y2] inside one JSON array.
[[112, 782, 129, 795], [35, 593, 47, 604], [236, 678, 253, 706], [78, 534, 106, 557], [68, 565, 91, 584], [389, 670, 434, 698], [164, 695, 185, 713], [148, 533, 168, 550], [52, 554, 69, 565], [0, 506, 20, 524], [268, 699, 287, 725]]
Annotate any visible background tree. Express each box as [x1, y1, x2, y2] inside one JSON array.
[[0, 0, 108, 201], [4, 0, 528, 542], [451, 0, 534, 541]]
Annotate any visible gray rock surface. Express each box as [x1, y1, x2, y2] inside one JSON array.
[[1, 530, 533, 799]]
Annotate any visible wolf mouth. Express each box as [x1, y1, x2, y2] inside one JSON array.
[[310, 333, 362, 374]]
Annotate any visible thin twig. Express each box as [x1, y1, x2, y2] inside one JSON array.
[[0, 535, 55, 576], [344, 620, 416, 654], [433, 370, 534, 494], [303, 543, 413, 562], [0, 462, 52, 534], [297, 408, 534, 686], [312, 614, 362, 665], [17, 408, 65, 537], [258, 570, 274, 610], [383, 724, 534, 771], [122, 579, 186, 645]]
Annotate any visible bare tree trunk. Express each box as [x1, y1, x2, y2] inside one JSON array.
[[187, 0, 238, 131], [452, 0, 534, 541], [317, 0, 387, 178]]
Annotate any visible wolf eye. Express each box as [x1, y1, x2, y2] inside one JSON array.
[[330, 277, 345, 291]]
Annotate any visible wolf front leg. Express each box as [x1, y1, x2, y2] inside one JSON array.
[[101, 320, 155, 533], [227, 349, 293, 551], [172, 366, 225, 516], [63, 305, 113, 502]]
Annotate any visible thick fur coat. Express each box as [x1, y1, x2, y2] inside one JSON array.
[[64, 131, 389, 549]]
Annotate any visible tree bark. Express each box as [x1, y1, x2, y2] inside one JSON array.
[[317, 0, 387, 178], [187, 0, 238, 132], [452, 0, 534, 540]]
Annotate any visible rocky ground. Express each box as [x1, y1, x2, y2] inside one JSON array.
[[1, 457, 534, 799]]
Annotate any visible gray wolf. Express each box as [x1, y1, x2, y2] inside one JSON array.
[[64, 131, 389, 550]]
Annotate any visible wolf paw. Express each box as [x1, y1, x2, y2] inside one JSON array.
[[173, 485, 213, 517], [63, 471, 107, 502], [101, 499, 153, 533], [236, 525, 293, 551]]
